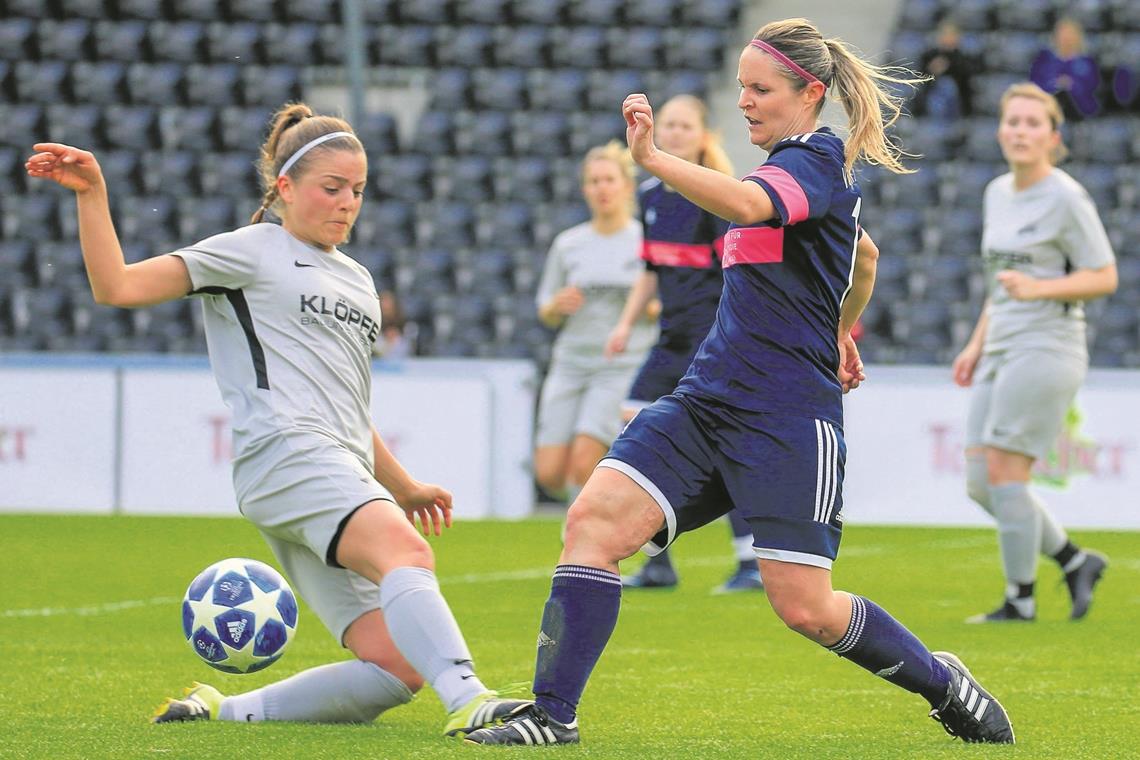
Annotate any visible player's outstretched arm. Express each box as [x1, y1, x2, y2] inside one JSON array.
[[370, 427, 453, 536], [623, 94, 776, 225], [25, 142, 190, 308]]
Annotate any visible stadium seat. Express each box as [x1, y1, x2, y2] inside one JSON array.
[[206, 21, 265, 64], [1064, 163, 1119, 210], [527, 68, 587, 112], [626, 0, 680, 27], [126, 63, 185, 106], [171, 0, 224, 21], [186, 64, 241, 106], [14, 61, 69, 105], [419, 201, 477, 247], [438, 25, 494, 68], [896, 0, 940, 30], [473, 68, 528, 111], [92, 20, 148, 61], [1070, 119, 1133, 163], [551, 27, 606, 69], [681, 0, 740, 26], [159, 105, 219, 151], [229, 0, 279, 22], [262, 22, 318, 64], [496, 156, 554, 202], [0, 147, 22, 195], [429, 67, 473, 109], [37, 19, 93, 63], [570, 0, 624, 25], [373, 154, 432, 202], [568, 111, 625, 155], [512, 111, 571, 157], [607, 28, 665, 70], [480, 203, 535, 248], [45, 104, 102, 148], [454, 110, 512, 157], [103, 105, 159, 150], [469, 247, 515, 290], [147, 21, 206, 64], [177, 197, 238, 241], [315, 22, 354, 65], [983, 31, 1047, 75], [651, 69, 709, 101], [440, 155, 494, 202], [70, 61, 126, 105], [0, 104, 45, 148], [0, 241, 35, 283], [97, 149, 142, 195], [971, 73, 1022, 116], [513, 0, 567, 25], [0, 18, 36, 62], [586, 69, 646, 112], [281, 0, 340, 22], [884, 168, 942, 208], [58, 0, 110, 19], [117, 0, 167, 20], [994, 0, 1055, 32], [241, 65, 301, 107], [219, 106, 270, 151], [409, 110, 456, 156], [354, 111, 399, 155], [456, 0, 511, 25], [201, 151, 260, 199], [885, 30, 927, 68], [923, 254, 973, 303], [369, 200, 416, 247], [116, 195, 177, 243], [1110, 0, 1140, 30], [951, 0, 997, 31], [144, 151, 198, 196], [664, 28, 725, 71], [401, 0, 452, 23], [962, 116, 1008, 161], [32, 242, 85, 287], [376, 25, 435, 66], [494, 25, 550, 69]]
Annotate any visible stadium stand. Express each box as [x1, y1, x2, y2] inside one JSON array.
[[1, 1, 1134, 367]]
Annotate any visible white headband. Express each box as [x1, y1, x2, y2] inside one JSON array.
[[277, 131, 357, 177]]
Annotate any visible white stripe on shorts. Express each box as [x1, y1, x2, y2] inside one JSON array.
[[597, 457, 676, 555], [814, 419, 839, 524]]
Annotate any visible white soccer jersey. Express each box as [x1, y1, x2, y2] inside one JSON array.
[[535, 219, 656, 367], [981, 169, 1115, 356], [171, 224, 382, 481]]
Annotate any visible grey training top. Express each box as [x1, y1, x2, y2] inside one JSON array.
[[981, 169, 1115, 358], [535, 219, 657, 367], [171, 223, 383, 490]]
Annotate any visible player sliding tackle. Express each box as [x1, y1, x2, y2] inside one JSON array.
[[465, 18, 1015, 747]]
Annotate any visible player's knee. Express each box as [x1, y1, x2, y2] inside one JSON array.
[[384, 531, 436, 572], [563, 497, 635, 561], [352, 650, 424, 693], [771, 601, 823, 637]]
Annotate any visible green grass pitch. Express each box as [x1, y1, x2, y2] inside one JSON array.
[[1, 514, 1136, 759]]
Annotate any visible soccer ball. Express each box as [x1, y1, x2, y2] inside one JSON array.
[[181, 558, 298, 674]]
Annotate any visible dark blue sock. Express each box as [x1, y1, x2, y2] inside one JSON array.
[[533, 564, 622, 724], [828, 595, 951, 707]]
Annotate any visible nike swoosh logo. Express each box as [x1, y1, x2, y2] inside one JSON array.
[[460, 674, 476, 680], [294, 261, 318, 268]]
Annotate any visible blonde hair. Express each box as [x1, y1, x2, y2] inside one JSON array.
[[659, 94, 734, 176], [752, 18, 927, 177], [999, 82, 1069, 164], [580, 140, 636, 218], [251, 102, 363, 224]]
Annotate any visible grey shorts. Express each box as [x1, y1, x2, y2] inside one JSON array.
[[966, 349, 1086, 460], [237, 435, 394, 644], [535, 359, 639, 447]]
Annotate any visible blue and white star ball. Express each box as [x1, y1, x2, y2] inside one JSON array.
[[181, 558, 298, 674]]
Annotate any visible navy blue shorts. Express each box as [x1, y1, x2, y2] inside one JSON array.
[[601, 394, 845, 569], [625, 343, 699, 409]]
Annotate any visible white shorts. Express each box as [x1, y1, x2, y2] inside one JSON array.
[[236, 434, 393, 644], [966, 349, 1086, 461], [535, 359, 640, 447]]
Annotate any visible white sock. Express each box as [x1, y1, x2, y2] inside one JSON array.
[[732, 535, 755, 563], [218, 660, 412, 723], [1004, 584, 1036, 617], [379, 566, 486, 712]]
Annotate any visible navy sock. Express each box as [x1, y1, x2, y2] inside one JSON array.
[[533, 565, 622, 725], [828, 596, 951, 708]]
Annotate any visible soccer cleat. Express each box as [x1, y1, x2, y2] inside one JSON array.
[[151, 682, 223, 724], [621, 561, 678, 589], [463, 703, 580, 745], [965, 599, 1034, 624], [712, 567, 765, 594], [443, 690, 533, 737], [929, 652, 1015, 744], [1064, 551, 1107, 620]]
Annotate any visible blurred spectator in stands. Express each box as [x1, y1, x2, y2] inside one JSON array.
[[379, 289, 412, 359], [1030, 17, 1101, 121], [912, 21, 977, 119]]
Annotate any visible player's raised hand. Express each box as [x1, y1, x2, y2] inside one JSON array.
[[25, 143, 104, 193], [837, 332, 865, 393], [622, 93, 657, 166]]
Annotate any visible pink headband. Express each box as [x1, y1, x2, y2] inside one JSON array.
[[749, 39, 825, 89]]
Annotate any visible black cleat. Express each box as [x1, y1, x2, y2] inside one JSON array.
[[1064, 551, 1107, 620], [929, 652, 1015, 744], [464, 703, 580, 745], [965, 599, 1034, 624], [621, 561, 678, 589]]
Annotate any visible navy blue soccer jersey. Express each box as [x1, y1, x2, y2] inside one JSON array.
[[638, 177, 729, 347], [674, 127, 860, 425]]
